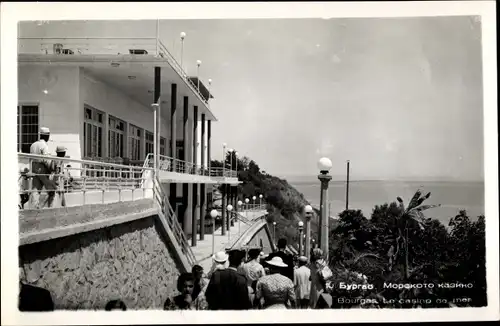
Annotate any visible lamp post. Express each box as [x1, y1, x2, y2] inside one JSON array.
[[317, 158, 333, 260], [252, 196, 256, 210], [210, 209, 218, 255], [245, 198, 249, 211], [235, 151, 239, 179], [272, 221, 277, 246], [259, 194, 263, 209], [227, 204, 233, 242], [228, 148, 233, 174], [180, 32, 186, 72], [304, 204, 313, 261], [222, 143, 227, 177], [207, 79, 212, 107], [196, 60, 202, 90], [298, 221, 304, 256], [237, 200, 243, 236]]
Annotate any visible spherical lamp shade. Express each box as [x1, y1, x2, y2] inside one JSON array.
[[273, 221, 276, 225], [227, 204, 233, 211], [259, 194, 263, 199], [252, 196, 256, 200], [298, 221, 304, 227], [180, 32, 186, 39], [196, 60, 202, 66], [245, 198, 249, 203], [223, 143, 227, 147], [317, 157, 333, 173], [304, 205, 313, 214], [208, 78, 212, 84], [237, 200, 243, 206], [210, 209, 218, 218]]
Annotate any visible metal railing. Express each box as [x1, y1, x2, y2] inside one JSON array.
[[18, 153, 153, 208], [144, 153, 238, 179], [18, 37, 211, 106], [152, 174, 197, 266]]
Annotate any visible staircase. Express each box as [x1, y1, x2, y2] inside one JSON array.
[[151, 174, 197, 271]]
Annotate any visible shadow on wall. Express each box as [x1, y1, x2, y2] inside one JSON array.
[[18, 216, 183, 310]]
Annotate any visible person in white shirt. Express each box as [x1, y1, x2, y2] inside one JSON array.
[[30, 127, 57, 208], [293, 256, 311, 309]]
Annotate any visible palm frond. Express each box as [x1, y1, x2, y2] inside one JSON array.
[[408, 190, 422, 210]]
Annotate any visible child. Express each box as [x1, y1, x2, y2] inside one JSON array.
[[18, 168, 31, 209]]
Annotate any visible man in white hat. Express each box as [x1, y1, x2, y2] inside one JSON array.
[[29, 127, 56, 208], [293, 256, 311, 309]]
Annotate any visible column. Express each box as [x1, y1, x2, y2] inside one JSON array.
[[154, 67, 161, 170], [199, 114, 206, 240], [182, 96, 192, 237], [169, 83, 177, 213], [192, 106, 199, 246], [318, 173, 332, 260], [207, 120, 211, 176]]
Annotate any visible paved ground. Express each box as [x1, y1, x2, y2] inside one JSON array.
[[190, 210, 267, 273]]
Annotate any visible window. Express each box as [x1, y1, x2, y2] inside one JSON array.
[[128, 124, 142, 160], [145, 131, 154, 156], [17, 105, 39, 153], [160, 137, 166, 156], [108, 115, 125, 158], [83, 105, 103, 158]]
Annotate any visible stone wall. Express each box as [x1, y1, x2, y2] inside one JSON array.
[[19, 216, 182, 310]]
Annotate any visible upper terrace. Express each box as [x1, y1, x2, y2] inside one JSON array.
[[17, 36, 238, 184]]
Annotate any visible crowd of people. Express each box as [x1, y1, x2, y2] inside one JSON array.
[[19, 238, 333, 311], [162, 238, 332, 310]]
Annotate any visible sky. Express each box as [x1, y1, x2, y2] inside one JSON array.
[[19, 17, 484, 181]]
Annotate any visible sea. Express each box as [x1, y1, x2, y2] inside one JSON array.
[[291, 180, 485, 226]]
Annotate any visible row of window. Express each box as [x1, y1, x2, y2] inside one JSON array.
[[17, 104, 166, 160]]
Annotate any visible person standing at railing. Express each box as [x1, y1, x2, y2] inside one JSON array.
[[18, 168, 31, 209], [30, 127, 57, 209], [54, 146, 71, 206]]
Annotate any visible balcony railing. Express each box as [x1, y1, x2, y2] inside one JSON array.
[[144, 153, 238, 179], [18, 37, 211, 106], [18, 153, 153, 208]]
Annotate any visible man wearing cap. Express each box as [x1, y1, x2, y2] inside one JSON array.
[[205, 249, 251, 310], [54, 145, 69, 206], [293, 256, 311, 309], [30, 127, 57, 208]]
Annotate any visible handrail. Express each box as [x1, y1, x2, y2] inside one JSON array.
[[144, 153, 238, 179], [156, 40, 210, 105], [152, 174, 197, 266], [17, 153, 153, 208]]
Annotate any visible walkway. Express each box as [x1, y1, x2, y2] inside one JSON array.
[[190, 209, 267, 273]]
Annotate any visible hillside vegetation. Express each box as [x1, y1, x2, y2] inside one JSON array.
[[211, 153, 319, 248]]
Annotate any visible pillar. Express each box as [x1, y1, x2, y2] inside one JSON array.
[[318, 172, 332, 260], [192, 106, 199, 246], [154, 67, 161, 170], [169, 83, 177, 213], [182, 96, 192, 236], [199, 114, 206, 240], [207, 120, 211, 176], [305, 213, 311, 261]]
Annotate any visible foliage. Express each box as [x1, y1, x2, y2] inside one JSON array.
[[327, 191, 487, 308]]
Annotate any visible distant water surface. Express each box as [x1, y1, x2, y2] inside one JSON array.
[[291, 180, 485, 225]]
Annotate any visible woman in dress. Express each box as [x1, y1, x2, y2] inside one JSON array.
[[255, 257, 296, 309]]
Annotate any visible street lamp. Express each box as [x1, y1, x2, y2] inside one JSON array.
[[227, 204, 233, 242], [222, 143, 227, 177], [180, 32, 186, 72], [304, 204, 313, 260], [210, 209, 218, 255], [317, 157, 333, 260], [252, 195, 256, 209], [235, 151, 239, 179], [259, 194, 263, 208], [150, 103, 160, 176], [228, 148, 233, 173], [237, 200, 243, 235], [196, 60, 202, 90], [207, 79, 212, 107], [298, 221, 304, 256], [272, 221, 277, 246], [245, 198, 249, 211]]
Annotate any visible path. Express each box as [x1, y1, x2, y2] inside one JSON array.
[[190, 210, 267, 273]]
